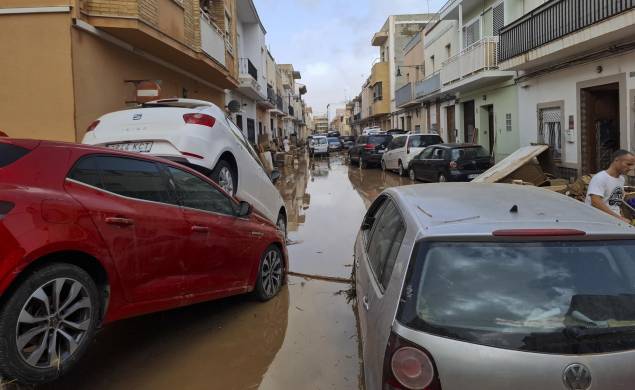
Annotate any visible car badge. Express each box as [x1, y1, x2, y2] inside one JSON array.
[[563, 363, 592, 390], [133, 113, 143, 120]]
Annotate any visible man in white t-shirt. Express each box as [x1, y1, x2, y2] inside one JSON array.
[[585, 149, 635, 222]]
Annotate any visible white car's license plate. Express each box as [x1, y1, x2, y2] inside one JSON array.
[[468, 174, 479, 179], [106, 142, 153, 153]]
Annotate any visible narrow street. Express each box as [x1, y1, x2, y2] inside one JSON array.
[[17, 152, 410, 390]]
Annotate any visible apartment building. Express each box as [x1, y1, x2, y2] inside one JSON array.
[[314, 115, 329, 133], [499, 0, 635, 178], [225, 0, 268, 145], [394, 26, 431, 134], [278, 64, 303, 139], [0, 0, 238, 142]]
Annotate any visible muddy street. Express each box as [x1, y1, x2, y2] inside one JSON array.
[[17, 152, 411, 390]]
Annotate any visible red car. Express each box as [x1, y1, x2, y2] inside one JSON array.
[[0, 138, 287, 384]]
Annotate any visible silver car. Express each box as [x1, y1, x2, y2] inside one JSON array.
[[355, 183, 635, 390]]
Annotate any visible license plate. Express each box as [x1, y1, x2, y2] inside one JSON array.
[[378, 150, 385, 154], [106, 142, 153, 153], [468, 174, 479, 179]]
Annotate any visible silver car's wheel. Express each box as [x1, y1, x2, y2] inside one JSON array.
[[254, 247, 284, 301], [218, 166, 234, 195], [409, 168, 416, 181]]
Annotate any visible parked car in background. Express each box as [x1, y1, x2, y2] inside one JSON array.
[[340, 135, 356, 150], [81, 98, 287, 232], [348, 134, 393, 169], [356, 183, 635, 390], [408, 144, 492, 182], [0, 138, 287, 385], [382, 134, 444, 176], [385, 129, 408, 136], [327, 131, 341, 138], [361, 127, 383, 136], [328, 137, 343, 152], [309, 135, 329, 156]]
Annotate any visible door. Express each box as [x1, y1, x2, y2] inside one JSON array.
[[358, 198, 407, 390], [247, 118, 256, 144], [486, 105, 495, 155], [166, 165, 256, 294], [463, 101, 475, 143], [384, 139, 398, 169], [65, 155, 188, 303], [410, 147, 434, 181], [446, 105, 456, 143]]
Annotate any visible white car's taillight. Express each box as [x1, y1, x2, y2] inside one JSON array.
[[85, 120, 100, 133], [183, 113, 216, 128]]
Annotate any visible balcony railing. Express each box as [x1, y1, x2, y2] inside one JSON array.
[[441, 36, 499, 85], [499, 0, 635, 62], [395, 83, 413, 108], [239, 58, 258, 81], [200, 11, 226, 66], [415, 72, 441, 98]]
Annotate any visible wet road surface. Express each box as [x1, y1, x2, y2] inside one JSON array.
[[19, 151, 412, 390]]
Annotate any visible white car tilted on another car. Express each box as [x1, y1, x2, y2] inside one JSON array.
[[82, 98, 287, 233], [382, 134, 443, 176]]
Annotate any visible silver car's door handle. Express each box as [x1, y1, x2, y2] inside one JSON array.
[[363, 296, 369, 311]]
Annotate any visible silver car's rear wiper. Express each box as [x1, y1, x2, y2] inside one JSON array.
[[564, 325, 635, 340]]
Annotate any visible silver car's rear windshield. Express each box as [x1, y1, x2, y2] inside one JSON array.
[[397, 240, 635, 354]]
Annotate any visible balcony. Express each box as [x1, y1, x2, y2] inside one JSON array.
[[238, 58, 265, 100], [395, 83, 414, 108], [499, 0, 635, 70], [200, 12, 226, 66], [440, 36, 515, 93], [415, 72, 441, 99]]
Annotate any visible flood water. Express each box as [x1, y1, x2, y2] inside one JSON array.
[[22, 151, 412, 390]]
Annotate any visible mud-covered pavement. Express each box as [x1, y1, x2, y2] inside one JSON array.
[[20, 151, 412, 390]]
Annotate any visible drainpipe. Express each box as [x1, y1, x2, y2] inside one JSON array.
[[458, 3, 463, 78]]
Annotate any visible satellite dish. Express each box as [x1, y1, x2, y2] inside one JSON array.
[[226, 100, 242, 113]]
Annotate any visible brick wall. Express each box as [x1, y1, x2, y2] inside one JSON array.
[[139, 0, 158, 27], [83, 0, 139, 17]]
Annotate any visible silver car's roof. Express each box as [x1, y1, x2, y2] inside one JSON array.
[[384, 183, 635, 238]]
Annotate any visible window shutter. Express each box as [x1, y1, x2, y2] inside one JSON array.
[[493, 3, 505, 35]]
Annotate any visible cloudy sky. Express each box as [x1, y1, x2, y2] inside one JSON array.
[[253, 0, 446, 118]]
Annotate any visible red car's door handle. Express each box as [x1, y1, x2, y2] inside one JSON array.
[[105, 217, 134, 226], [191, 226, 209, 233]]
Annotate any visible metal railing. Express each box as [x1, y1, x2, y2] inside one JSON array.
[[239, 58, 258, 81], [499, 0, 634, 61], [395, 83, 413, 107], [199, 11, 226, 66], [441, 36, 499, 85], [415, 72, 441, 98]]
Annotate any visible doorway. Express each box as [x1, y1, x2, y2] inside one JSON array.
[[580, 82, 620, 174], [463, 101, 475, 143], [247, 118, 256, 144], [235, 114, 243, 131], [480, 105, 494, 155], [446, 105, 455, 143]]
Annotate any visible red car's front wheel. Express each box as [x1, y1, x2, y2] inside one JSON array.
[[253, 246, 284, 301], [0, 263, 101, 384]]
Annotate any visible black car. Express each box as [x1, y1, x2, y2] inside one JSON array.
[[348, 134, 393, 168], [340, 135, 356, 150], [327, 137, 343, 152], [408, 144, 493, 182]]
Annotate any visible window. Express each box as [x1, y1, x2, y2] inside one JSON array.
[[493, 2, 505, 35], [431, 148, 445, 159], [419, 147, 435, 160], [397, 241, 635, 354], [96, 156, 174, 204], [463, 19, 480, 48], [539, 108, 563, 160], [408, 135, 442, 148], [366, 200, 406, 289], [430, 55, 435, 72], [445, 44, 451, 60], [69, 157, 102, 188], [0, 144, 30, 168], [362, 196, 387, 242], [373, 82, 383, 101], [506, 113, 512, 132], [168, 167, 236, 216]]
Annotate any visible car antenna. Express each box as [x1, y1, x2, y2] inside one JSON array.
[[510, 205, 519, 213]]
